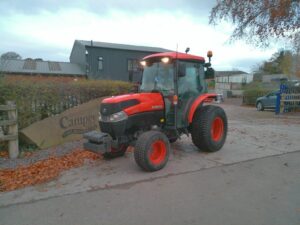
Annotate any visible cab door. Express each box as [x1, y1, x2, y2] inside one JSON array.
[[177, 61, 205, 128]]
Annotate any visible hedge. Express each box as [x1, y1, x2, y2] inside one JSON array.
[[0, 79, 132, 129], [242, 82, 275, 106]]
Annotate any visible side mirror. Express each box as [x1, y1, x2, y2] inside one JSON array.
[[178, 63, 186, 77], [205, 67, 215, 79]]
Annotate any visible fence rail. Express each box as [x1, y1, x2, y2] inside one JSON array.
[[0, 101, 19, 158]]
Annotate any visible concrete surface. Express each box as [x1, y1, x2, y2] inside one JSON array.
[[0, 151, 299, 225], [0, 104, 299, 225]]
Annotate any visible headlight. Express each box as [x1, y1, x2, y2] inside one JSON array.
[[99, 111, 128, 122]]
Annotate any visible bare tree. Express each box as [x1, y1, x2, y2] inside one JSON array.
[[209, 0, 300, 47]]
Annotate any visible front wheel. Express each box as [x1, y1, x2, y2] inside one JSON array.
[[191, 105, 227, 152], [134, 131, 170, 172], [169, 137, 178, 143], [103, 145, 128, 159]]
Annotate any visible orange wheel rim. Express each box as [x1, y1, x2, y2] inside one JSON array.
[[150, 140, 167, 165], [211, 117, 224, 142]]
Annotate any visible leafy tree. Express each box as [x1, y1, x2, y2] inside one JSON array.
[[0, 52, 22, 81], [0, 52, 22, 60], [210, 0, 300, 47], [258, 50, 300, 78]]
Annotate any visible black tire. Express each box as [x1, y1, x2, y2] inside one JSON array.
[[134, 131, 170, 172], [169, 137, 178, 143], [191, 105, 227, 152], [256, 101, 264, 111], [103, 145, 127, 159]]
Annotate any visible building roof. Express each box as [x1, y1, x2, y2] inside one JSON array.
[[77, 40, 170, 53], [143, 52, 205, 62], [215, 71, 248, 77], [0, 59, 86, 76]]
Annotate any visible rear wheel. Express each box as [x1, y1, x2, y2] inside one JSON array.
[[134, 131, 170, 172], [191, 105, 227, 152]]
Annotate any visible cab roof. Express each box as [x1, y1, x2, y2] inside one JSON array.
[[143, 52, 205, 62]]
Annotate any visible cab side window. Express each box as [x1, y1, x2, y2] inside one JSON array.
[[178, 62, 202, 95]]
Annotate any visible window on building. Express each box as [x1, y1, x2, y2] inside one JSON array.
[[48, 62, 61, 71], [127, 59, 139, 72], [98, 57, 103, 71], [23, 59, 37, 70]]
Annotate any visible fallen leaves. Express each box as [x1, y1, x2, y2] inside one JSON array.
[[0, 151, 9, 158], [126, 146, 134, 153], [0, 150, 101, 192]]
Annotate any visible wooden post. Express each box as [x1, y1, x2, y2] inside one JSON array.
[[7, 101, 19, 158], [280, 94, 284, 113]]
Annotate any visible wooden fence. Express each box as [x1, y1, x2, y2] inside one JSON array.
[[279, 93, 300, 113], [0, 101, 19, 158]]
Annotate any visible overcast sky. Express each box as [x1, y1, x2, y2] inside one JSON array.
[[0, 0, 280, 72]]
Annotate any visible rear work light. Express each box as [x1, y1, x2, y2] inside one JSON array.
[[161, 57, 170, 63], [173, 95, 178, 105]]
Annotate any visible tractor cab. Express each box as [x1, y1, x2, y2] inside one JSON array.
[[139, 52, 214, 129]]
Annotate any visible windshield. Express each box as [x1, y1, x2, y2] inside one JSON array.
[[140, 62, 174, 95]]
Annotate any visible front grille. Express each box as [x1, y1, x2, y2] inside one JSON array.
[[100, 121, 113, 134]]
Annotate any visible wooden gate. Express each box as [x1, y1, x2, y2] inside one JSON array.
[[0, 101, 19, 158]]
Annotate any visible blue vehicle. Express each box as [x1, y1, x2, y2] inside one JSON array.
[[256, 90, 279, 111]]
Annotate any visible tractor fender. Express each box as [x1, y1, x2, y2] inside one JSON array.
[[187, 93, 217, 123]]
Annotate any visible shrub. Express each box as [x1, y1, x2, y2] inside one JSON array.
[[207, 80, 215, 89], [0, 79, 132, 129], [242, 82, 275, 105]]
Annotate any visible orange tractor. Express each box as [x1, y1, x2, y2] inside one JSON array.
[[84, 51, 227, 171]]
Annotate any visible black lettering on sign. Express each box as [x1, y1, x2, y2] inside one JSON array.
[[59, 114, 98, 138], [59, 116, 69, 129]]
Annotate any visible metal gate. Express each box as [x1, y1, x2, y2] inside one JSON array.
[[275, 83, 300, 114]]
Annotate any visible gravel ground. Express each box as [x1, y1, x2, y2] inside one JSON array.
[[220, 98, 300, 123], [0, 140, 84, 170]]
